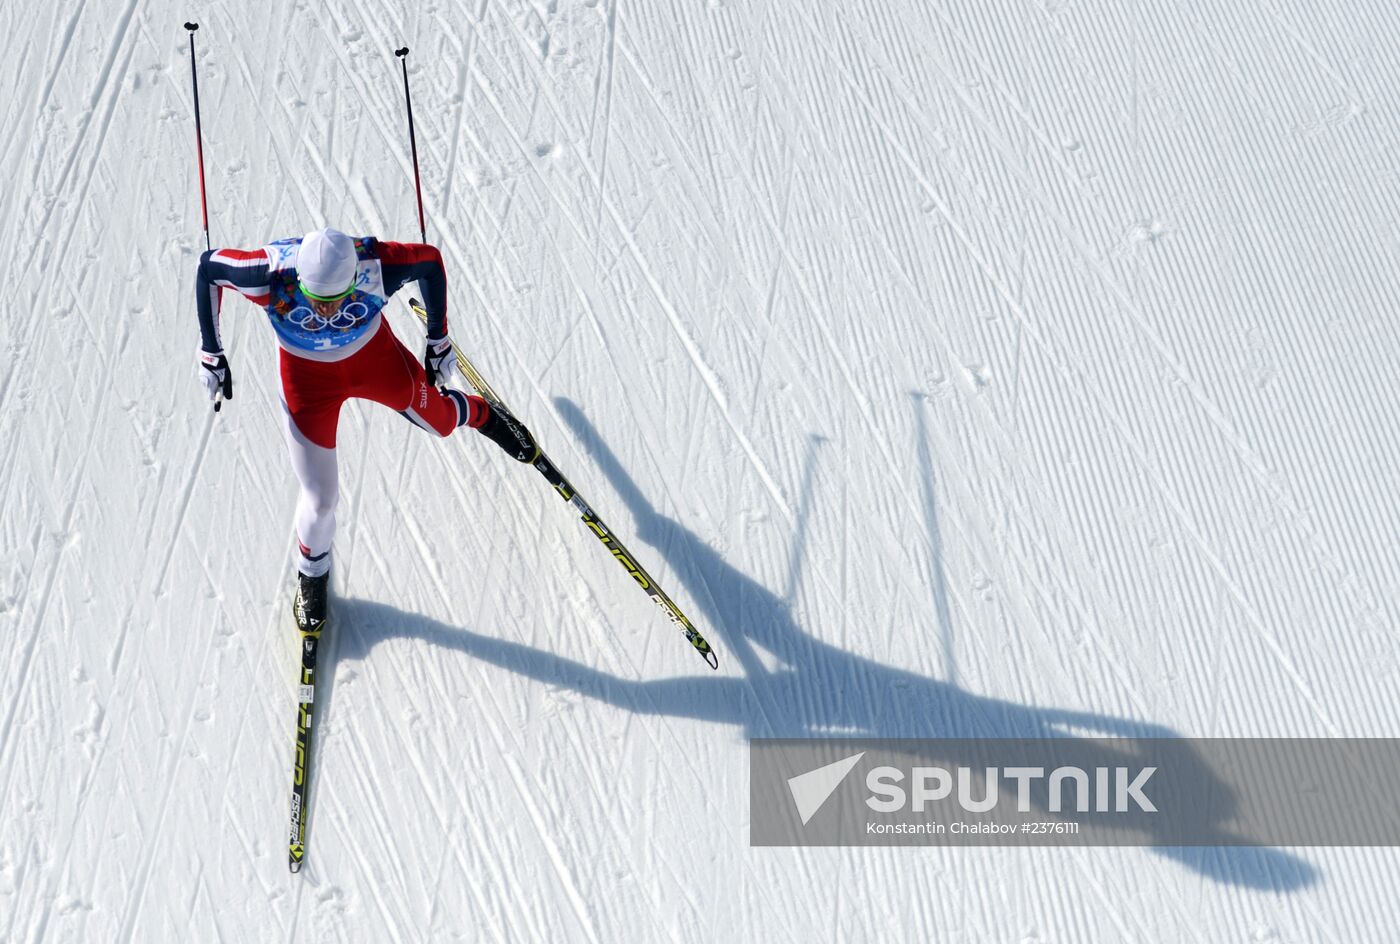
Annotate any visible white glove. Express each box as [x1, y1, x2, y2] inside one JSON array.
[[424, 336, 455, 389], [197, 348, 233, 410]]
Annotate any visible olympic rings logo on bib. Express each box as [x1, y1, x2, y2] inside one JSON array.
[[287, 301, 372, 332]]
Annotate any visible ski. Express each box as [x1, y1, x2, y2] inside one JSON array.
[[409, 298, 718, 670], [287, 594, 327, 872]]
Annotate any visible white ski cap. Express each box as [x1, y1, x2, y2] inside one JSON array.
[[297, 228, 358, 299]]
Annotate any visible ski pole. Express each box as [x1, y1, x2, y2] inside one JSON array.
[[184, 23, 211, 253], [185, 22, 222, 413], [394, 47, 427, 243]]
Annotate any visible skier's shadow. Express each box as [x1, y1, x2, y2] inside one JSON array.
[[335, 397, 1317, 892]]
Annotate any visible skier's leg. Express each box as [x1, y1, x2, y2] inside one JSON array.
[[398, 386, 478, 437], [278, 351, 346, 577], [280, 402, 339, 577], [348, 320, 538, 461], [353, 320, 484, 435]]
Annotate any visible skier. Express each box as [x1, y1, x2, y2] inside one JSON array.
[[194, 227, 537, 624]]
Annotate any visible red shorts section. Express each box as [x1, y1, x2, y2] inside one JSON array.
[[279, 320, 460, 448]]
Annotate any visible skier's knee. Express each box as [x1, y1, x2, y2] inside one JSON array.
[[303, 490, 338, 519]]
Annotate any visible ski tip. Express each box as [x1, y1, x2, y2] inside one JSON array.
[[289, 859, 302, 874], [704, 649, 719, 671]]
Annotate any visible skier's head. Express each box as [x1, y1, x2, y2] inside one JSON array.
[[298, 228, 358, 314]]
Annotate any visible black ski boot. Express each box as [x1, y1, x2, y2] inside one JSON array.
[[294, 571, 329, 631], [476, 400, 539, 463]]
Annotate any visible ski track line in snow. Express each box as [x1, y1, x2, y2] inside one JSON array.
[[606, 17, 1153, 723], [923, 9, 1364, 728], [439, 15, 483, 220], [587, 0, 619, 233], [140, 583, 277, 935], [336, 456, 611, 937], [0, 10, 51, 235], [32, 0, 91, 120], [1039, 0, 1396, 627], [1259, 0, 1362, 105], [110, 502, 233, 943], [823, 0, 1243, 610], [333, 654, 513, 941], [219, 25, 375, 240], [466, 7, 796, 523], [36, 473, 247, 944], [0, 1, 84, 264], [105, 401, 217, 679], [549, 691, 696, 944], [403, 57, 678, 511], [221, 535, 297, 764], [0, 520, 47, 793], [909, 0, 1388, 630], [501, 754, 603, 944], [759, 15, 1164, 713], [24, 0, 138, 269], [436, 502, 704, 940], [31, 419, 268, 936], [0, 372, 111, 800], [551, 12, 1047, 733], [481, 0, 1271, 840], [806, 18, 1164, 717], [112, 636, 212, 944], [337, 586, 548, 940], [196, 864, 234, 944], [606, 34, 890, 449], [391, 419, 724, 938], [791, 3, 1345, 734], [0, 534, 56, 944], [214, 635, 293, 934], [0, 0, 138, 422], [319, 743, 412, 943]]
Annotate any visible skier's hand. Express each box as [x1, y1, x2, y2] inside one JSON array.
[[197, 348, 233, 411], [424, 336, 454, 389]]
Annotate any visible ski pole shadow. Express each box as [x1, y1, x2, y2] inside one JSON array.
[[330, 397, 1319, 892]]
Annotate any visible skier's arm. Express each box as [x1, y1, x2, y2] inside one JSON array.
[[377, 241, 448, 340], [195, 248, 272, 352]]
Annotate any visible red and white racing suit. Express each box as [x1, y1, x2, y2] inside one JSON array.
[[195, 235, 487, 576]]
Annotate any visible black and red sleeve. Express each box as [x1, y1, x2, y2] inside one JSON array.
[[377, 241, 448, 340], [195, 248, 272, 353]]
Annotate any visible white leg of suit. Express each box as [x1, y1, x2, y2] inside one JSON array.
[[280, 400, 338, 577]]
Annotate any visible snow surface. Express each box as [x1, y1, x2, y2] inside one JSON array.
[[3, 0, 1399, 940]]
